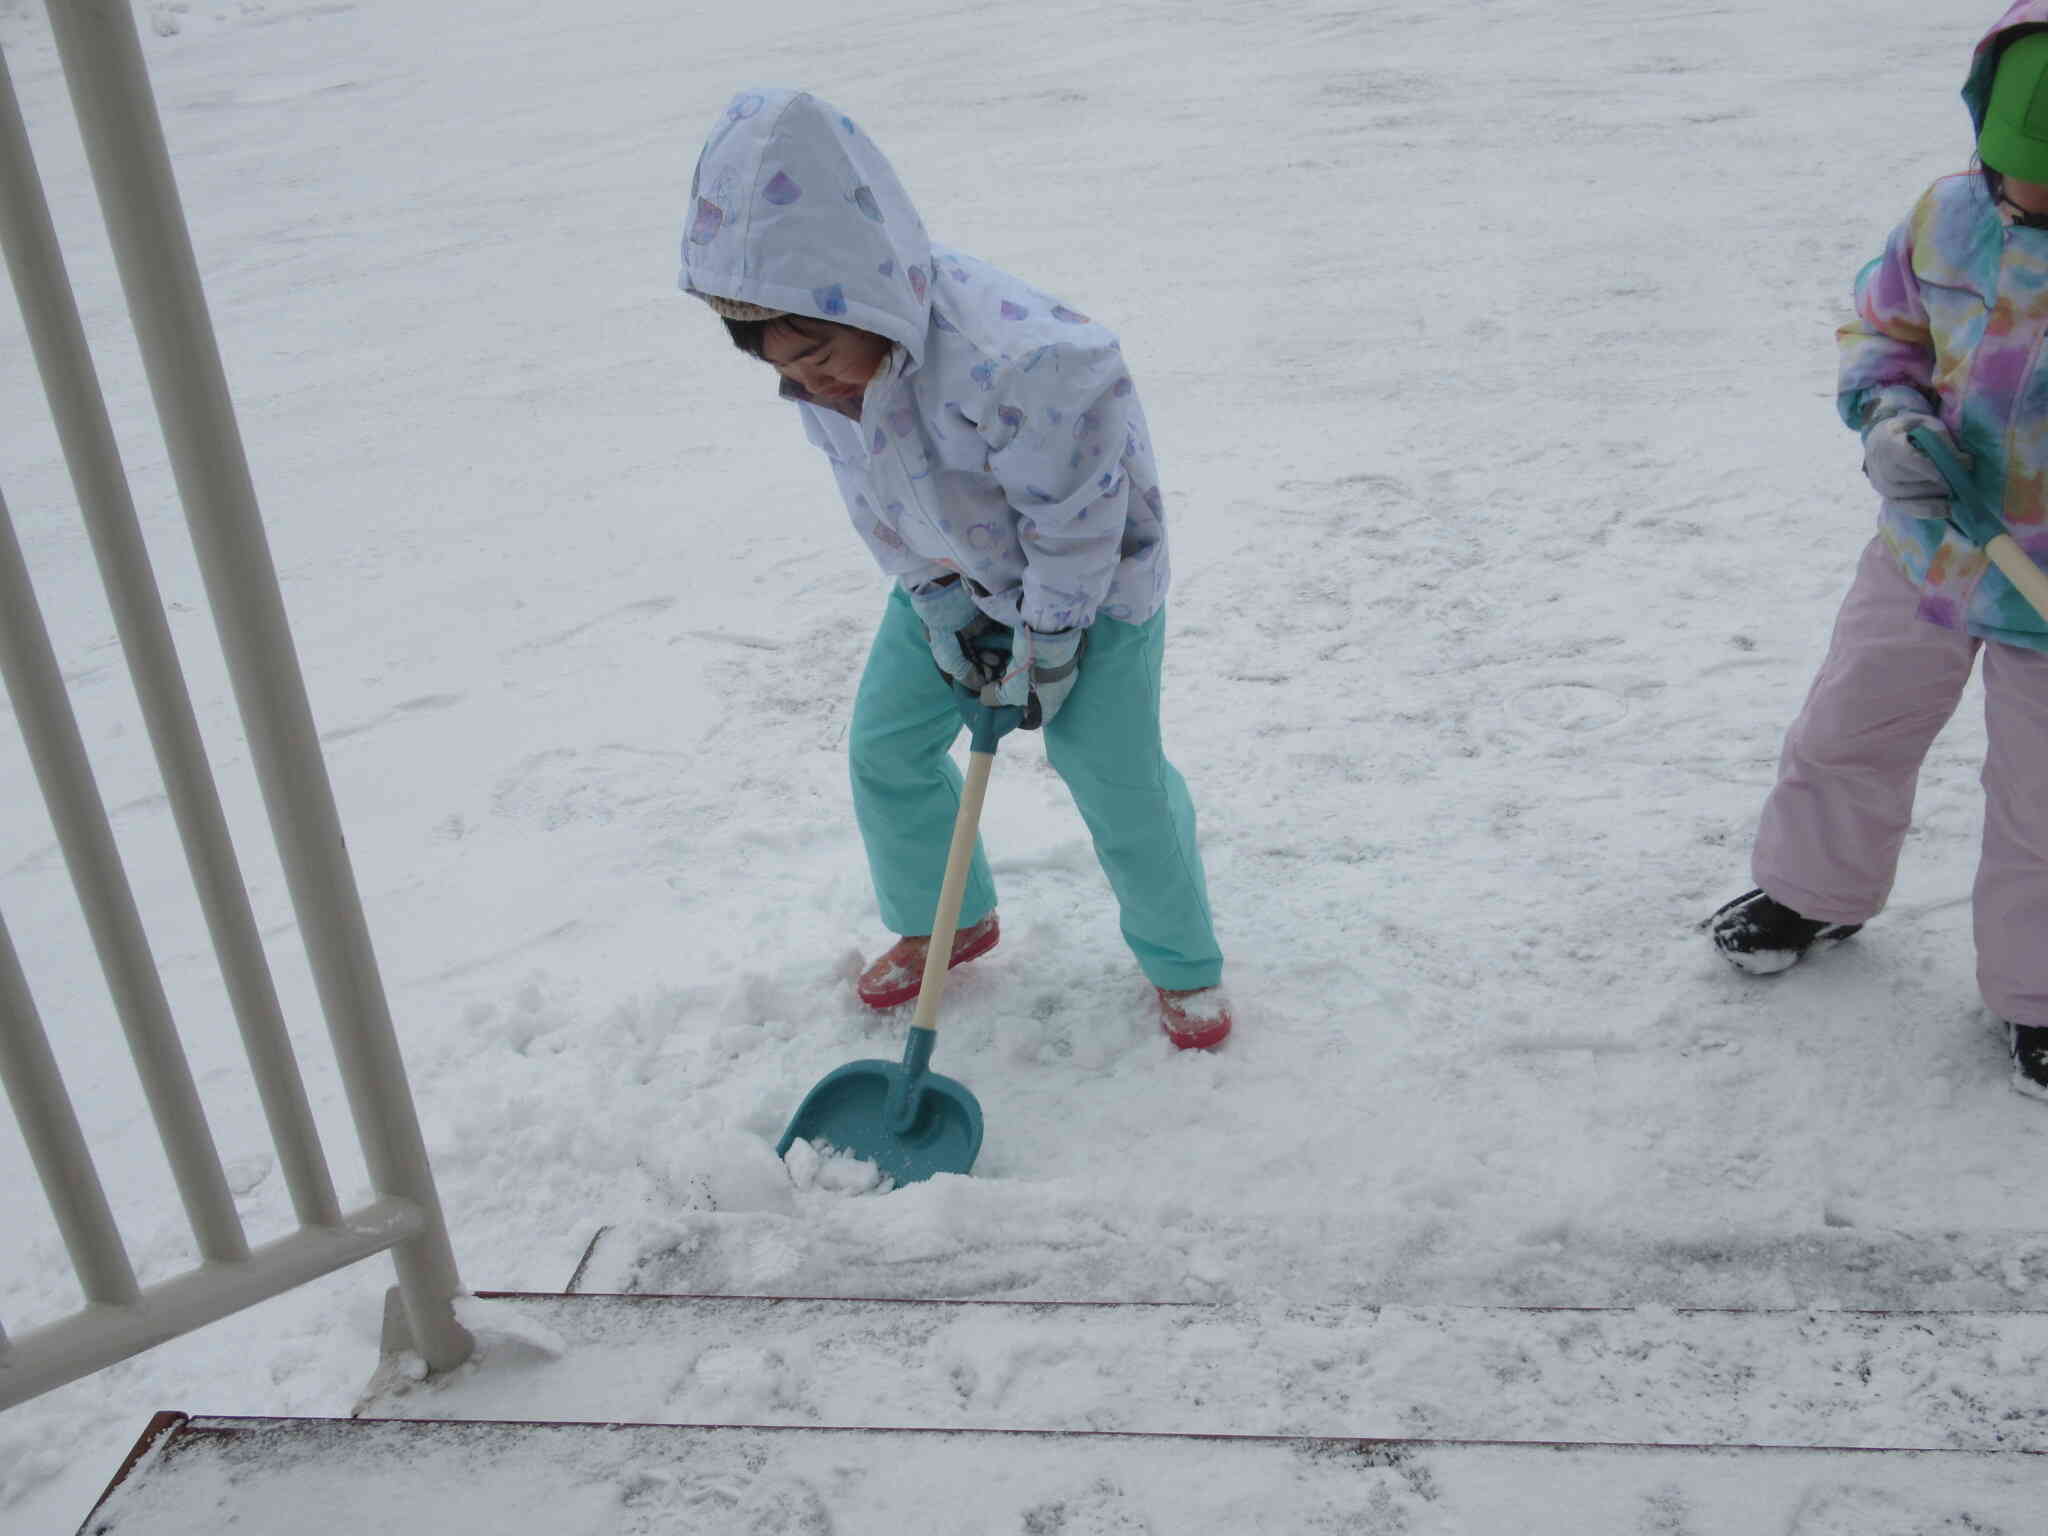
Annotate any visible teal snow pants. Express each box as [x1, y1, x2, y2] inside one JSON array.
[[849, 585, 1224, 991]]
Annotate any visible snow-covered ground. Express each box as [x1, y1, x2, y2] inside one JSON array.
[[3, 0, 2046, 1527]]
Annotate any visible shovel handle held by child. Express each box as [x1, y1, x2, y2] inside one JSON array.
[[909, 741, 993, 1039], [908, 682, 1022, 1038], [1908, 425, 2048, 625]]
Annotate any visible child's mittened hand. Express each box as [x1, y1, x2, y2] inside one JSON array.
[[1024, 627, 1087, 729], [908, 578, 989, 687], [1862, 413, 1960, 511]]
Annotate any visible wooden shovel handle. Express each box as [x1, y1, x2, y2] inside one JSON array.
[[1984, 533, 2048, 627], [908, 748, 994, 1038]]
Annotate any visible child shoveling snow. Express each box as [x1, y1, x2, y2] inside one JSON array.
[[678, 88, 1230, 1049], [1710, 2, 2048, 1102]]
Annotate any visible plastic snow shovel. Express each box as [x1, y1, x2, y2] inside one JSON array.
[[1908, 425, 2048, 623], [775, 680, 1023, 1186]]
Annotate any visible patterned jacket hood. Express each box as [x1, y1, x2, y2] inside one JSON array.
[[679, 89, 934, 370]]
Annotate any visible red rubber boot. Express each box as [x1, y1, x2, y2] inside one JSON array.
[[855, 912, 1001, 1009], [1157, 986, 1232, 1050]]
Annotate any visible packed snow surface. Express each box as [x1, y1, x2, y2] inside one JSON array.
[[82, 1415, 2048, 1535], [3, 0, 2046, 1529]]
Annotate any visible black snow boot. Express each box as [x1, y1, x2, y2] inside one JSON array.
[[2008, 1023, 2048, 1102], [1707, 888, 1863, 976]]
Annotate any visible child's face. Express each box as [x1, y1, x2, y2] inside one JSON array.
[[2006, 173, 2048, 216], [759, 317, 891, 403]]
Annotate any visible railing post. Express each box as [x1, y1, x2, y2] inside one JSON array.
[[0, 907, 142, 1309], [0, 482, 249, 1267], [0, 29, 342, 1234], [40, 0, 470, 1370]]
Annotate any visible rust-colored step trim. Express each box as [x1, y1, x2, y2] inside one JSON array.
[[77, 1412, 187, 1536], [482, 1286, 2048, 1319]]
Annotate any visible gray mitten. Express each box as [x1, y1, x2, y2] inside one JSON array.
[[1023, 627, 1086, 729], [972, 626, 1086, 730], [908, 578, 1000, 688], [1862, 413, 1959, 511]]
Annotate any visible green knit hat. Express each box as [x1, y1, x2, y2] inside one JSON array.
[[1981, 32, 2048, 183]]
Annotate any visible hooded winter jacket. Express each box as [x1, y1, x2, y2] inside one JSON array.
[[1837, 0, 2048, 650], [678, 89, 1168, 634]]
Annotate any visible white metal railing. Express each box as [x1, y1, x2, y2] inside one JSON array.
[[0, 0, 470, 1410]]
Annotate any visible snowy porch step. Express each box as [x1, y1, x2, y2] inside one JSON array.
[[358, 1290, 2048, 1453], [76, 1409, 2048, 1535]]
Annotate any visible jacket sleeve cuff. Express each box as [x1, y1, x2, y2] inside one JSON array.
[[1852, 384, 1940, 434]]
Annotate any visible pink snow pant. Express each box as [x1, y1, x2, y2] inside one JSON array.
[[1754, 536, 2048, 1027]]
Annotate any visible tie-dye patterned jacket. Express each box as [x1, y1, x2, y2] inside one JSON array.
[[678, 89, 1167, 634], [1837, 0, 2048, 651]]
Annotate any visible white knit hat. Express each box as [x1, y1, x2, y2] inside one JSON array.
[[695, 291, 786, 323]]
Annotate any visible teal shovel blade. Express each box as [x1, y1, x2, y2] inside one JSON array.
[[775, 1027, 982, 1186]]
